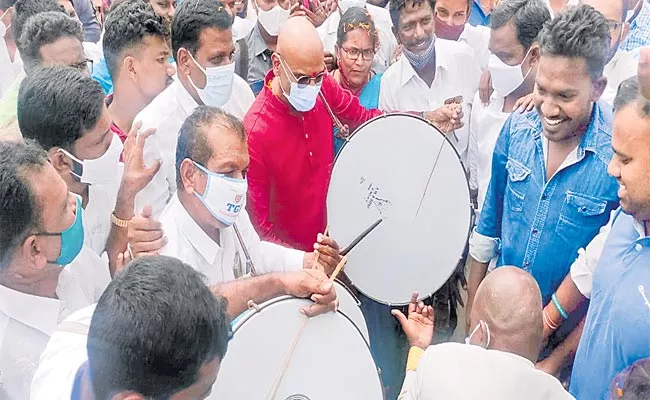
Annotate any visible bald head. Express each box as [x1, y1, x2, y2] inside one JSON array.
[[276, 16, 324, 75], [471, 267, 544, 361]]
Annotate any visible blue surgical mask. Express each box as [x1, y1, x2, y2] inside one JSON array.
[[278, 57, 322, 112], [36, 196, 85, 265], [193, 161, 247, 227], [186, 49, 235, 108], [402, 36, 436, 70]]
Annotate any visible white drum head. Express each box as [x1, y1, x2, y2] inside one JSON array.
[[210, 297, 383, 400], [327, 114, 471, 305], [333, 281, 369, 342]]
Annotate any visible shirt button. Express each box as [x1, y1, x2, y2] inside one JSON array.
[[524, 261, 530, 268], [541, 194, 548, 200], [305, 133, 309, 139], [635, 243, 643, 252], [532, 229, 539, 235], [309, 151, 313, 157]]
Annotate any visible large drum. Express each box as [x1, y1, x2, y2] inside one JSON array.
[[333, 280, 369, 342], [327, 113, 472, 305], [209, 296, 383, 399]]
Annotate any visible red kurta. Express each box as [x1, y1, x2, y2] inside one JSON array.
[[244, 70, 384, 251]]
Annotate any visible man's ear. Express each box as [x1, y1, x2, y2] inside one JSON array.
[[49, 148, 74, 176], [591, 75, 608, 102]]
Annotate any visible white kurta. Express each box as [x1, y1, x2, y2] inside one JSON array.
[[379, 39, 480, 164], [134, 78, 255, 218], [398, 343, 575, 400], [459, 24, 491, 71], [602, 50, 638, 106], [158, 194, 304, 285], [0, 247, 109, 400]]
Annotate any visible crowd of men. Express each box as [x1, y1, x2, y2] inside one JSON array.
[[0, 0, 649, 398]]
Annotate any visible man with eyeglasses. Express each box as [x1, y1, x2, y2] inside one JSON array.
[[133, 0, 254, 219], [0, 10, 90, 132], [582, 0, 638, 105]]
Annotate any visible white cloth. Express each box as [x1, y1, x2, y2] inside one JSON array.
[[0, 247, 109, 400], [398, 343, 575, 400], [82, 160, 122, 255], [159, 194, 304, 285], [233, 16, 255, 41], [459, 24, 491, 71], [379, 39, 480, 163], [544, 0, 579, 18], [134, 78, 255, 218], [468, 91, 509, 210], [567, 210, 643, 299], [602, 50, 638, 106], [82, 41, 103, 65], [317, 4, 397, 74], [0, 41, 22, 100], [30, 305, 95, 400]]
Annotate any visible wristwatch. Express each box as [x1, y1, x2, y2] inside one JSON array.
[[110, 212, 129, 228]]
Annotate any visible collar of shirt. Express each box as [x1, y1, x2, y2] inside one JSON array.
[[251, 24, 272, 58], [515, 101, 613, 166], [169, 194, 222, 265], [0, 284, 61, 336], [170, 79, 199, 118], [398, 40, 450, 88]]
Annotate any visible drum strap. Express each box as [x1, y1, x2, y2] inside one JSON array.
[[319, 92, 351, 141], [265, 319, 310, 399]]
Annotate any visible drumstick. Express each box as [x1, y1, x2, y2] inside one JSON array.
[[340, 218, 383, 256], [311, 225, 329, 269], [329, 256, 348, 283]]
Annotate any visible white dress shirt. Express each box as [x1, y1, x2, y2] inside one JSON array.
[[0, 247, 109, 400], [134, 77, 255, 218], [379, 39, 480, 163], [459, 24, 491, 71], [398, 343, 575, 400], [30, 305, 94, 400], [602, 50, 637, 106], [82, 161, 122, 256], [0, 39, 22, 100], [158, 194, 304, 285], [317, 4, 397, 74], [468, 91, 510, 210], [544, 0, 578, 18]]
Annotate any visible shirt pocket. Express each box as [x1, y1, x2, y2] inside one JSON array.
[[505, 158, 531, 212], [556, 192, 608, 245]]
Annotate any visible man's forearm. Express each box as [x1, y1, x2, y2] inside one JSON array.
[[106, 184, 137, 276], [210, 273, 287, 319], [540, 317, 586, 374], [467, 257, 489, 309]]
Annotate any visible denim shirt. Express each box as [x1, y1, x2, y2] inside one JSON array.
[[474, 102, 619, 304], [469, 0, 491, 27]]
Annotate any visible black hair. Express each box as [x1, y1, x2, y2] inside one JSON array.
[[491, 0, 551, 49], [614, 76, 650, 116], [11, 0, 61, 46], [171, 0, 232, 62], [337, 7, 378, 48], [176, 105, 246, 188], [87, 255, 230, 399], [103, 0, 169, 80], [18, 11, 83, 73], [18, 65, 105, 151], [389, 0, 435, 30], [537, 4, 610, 80], [0, 140, 49, 268], [0, 0, 16, 11]]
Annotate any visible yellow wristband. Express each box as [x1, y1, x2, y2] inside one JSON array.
[[110, 212, 129, 228], [406, 346, 425, 372]]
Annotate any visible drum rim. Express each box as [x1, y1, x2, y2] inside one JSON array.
[[328, 112, 474, 306], [230, 295, 372, 349]]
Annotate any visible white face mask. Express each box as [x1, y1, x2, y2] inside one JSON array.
[[338, 0, 366, 13], [59, 134, 123, 185], [186, 50, 235, 108], [487, 48, 533, 97], [256, 2, 290, 36], [193, 161, 247, 227], [278, 56, 322, 112], [465, 320, 491, 348]]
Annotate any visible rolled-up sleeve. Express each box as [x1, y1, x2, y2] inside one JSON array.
[[469, 229, 500, 263], [570, 210, 614, 298]]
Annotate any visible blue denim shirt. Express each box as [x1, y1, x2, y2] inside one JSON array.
[[469, 0, 491, 27], [474, 102, 619, 304], [570, 209, 650, 400]]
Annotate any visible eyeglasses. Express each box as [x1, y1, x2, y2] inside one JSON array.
[[607, 20, 623, 33], [71, 58, 94, 74], [277, 54, 326, 88], [341, 47, 375, 61]]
